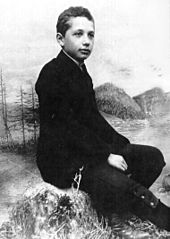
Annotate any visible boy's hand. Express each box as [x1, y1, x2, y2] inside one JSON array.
[[107, 154, 128, 171]]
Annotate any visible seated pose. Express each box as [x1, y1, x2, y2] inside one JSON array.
[[35, 6, 170, 232]]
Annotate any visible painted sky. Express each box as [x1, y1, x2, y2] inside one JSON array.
[[0, 0, 170, 101]]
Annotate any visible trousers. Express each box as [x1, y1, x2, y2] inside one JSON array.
[[80, 143, 170, 231]]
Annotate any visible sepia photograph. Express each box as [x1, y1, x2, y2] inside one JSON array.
[[0, 0, 170, 238]]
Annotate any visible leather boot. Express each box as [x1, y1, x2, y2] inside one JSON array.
[[132, 199, 170, 232]]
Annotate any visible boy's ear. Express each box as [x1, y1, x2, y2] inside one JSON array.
[[56, 33, 65, 47]]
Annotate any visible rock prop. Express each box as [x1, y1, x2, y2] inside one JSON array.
[[95, 83, 145, 120], [0, 182, 112, 239], [0, 182, 170, 238]]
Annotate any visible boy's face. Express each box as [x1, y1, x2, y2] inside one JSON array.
[[57, 17, 95, 63]]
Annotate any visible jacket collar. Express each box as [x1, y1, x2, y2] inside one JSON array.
[[56, 50, 85, 73], [62, 50, 82, 67]]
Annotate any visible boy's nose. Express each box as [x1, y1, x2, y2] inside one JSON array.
[[82, 35, 91, 45]]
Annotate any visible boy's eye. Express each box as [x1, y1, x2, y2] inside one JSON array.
[[88, 32, 94, 39], [74, 32, 83, 37]]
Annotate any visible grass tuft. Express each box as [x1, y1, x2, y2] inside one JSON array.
[[0, 182, 170, 239]]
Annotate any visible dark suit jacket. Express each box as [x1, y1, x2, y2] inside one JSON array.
[[35, 50, 130, 187]]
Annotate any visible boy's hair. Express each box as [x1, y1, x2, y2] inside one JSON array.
[[56, 6, 94, 36]]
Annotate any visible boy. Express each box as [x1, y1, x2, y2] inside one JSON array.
[[35, 6, 170, 233]]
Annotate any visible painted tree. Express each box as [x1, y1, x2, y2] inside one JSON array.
[[8, 84, 39, 152], [8, 86, 26, 151], [23, 85, 39, 144], [0, 69, 13, 146]]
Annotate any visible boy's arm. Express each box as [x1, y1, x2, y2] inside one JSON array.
[[82, 89, 130, 155]]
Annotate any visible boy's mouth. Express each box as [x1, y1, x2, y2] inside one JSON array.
[[79, 49, 91, 54]]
